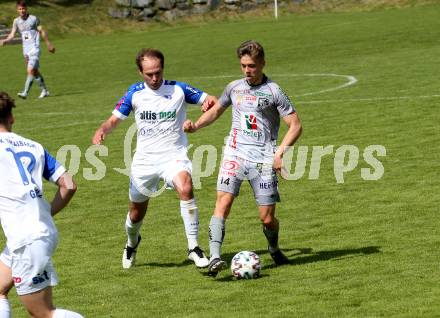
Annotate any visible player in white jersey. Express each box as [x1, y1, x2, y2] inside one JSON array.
[[184, 40, 303, 276], [0, 1, 55, 99], [0, 92, 83, 318], [92, 48, 217, 269]]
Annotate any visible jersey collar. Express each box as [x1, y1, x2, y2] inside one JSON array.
[[246, 74, 268, 87]]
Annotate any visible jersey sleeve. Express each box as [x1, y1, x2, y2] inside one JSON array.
[[35, 16, 40, 28], [43, 149, 66, 183], [218, 82, 234, 108], [175, 81, 207, 105], [112, 84, 139, 120], [274, 85, 295, 117]]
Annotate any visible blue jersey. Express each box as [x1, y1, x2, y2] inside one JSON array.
[[0, 132, 65, 251], [112, 80, 207, 155]]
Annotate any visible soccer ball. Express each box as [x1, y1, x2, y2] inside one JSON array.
[[230, 251, 261, 279]]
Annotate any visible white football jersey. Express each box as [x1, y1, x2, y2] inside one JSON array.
[[112, 80, 207, 155], [219, 76, 295, 163], [0, 132, 66, 252], [13, 14, 41, 56]]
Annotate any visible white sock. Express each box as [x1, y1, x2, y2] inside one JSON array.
[[53, 308, 84, 318], [209, 216, 225, 261], [23, 74, 34, 94], [0, 298, 11, 318], [180, 198, 199, 250], [125, 212, 142, 247], [34, 74, 47, 90]]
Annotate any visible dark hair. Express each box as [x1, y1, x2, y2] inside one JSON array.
[[16, 1, 27, 7], [0, 92, 15, 125], [236, 40, 265, 62], [136, 48, 164, 72]]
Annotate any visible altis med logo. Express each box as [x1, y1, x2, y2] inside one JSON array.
[[139, 110, 176, 121]]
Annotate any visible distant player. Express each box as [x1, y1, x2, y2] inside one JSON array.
[[92, 48, 217, 269], [0, 1, 55, 99], [0, 92, 83, 317], [184, 40, 303, 276]]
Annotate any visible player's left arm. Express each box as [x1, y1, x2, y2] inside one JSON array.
[[50, 172, 77, 216], [273, 112, 302, 174], [37, 25, 55, 53]]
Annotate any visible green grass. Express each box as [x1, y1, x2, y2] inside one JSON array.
[[1, 4, 440, 318]]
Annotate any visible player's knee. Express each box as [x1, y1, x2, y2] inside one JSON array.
[[261, 216, 273, 226], [177, 181, 193, 199], [129, 202, 148, 222], [215, 193, 234, 214], [261, 215, 278, 229]]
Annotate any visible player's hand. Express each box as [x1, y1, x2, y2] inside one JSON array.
[[92, 130, 105, 145], [47, 43, 55, 53], [201, 95, 217, 112], [183, 119, 197, 133], [272, 153, 283, 175]]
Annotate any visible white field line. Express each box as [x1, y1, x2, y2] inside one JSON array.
[[193, 73, 358, 96], [18, 120, 100, 132], [18, 73, 438, 131], [297, 94, 440, 104]]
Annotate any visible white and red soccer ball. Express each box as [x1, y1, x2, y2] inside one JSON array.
[[230, 251, 261, 279]]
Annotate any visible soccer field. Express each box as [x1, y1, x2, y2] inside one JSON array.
[[0, 4, 439, 317]]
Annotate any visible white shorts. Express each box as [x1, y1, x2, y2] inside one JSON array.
[[25, 53, 40, 70], [129, 149, 192, 202], [0, 237, 58, 296]]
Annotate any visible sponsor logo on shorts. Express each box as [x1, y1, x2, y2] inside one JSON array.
[[32, 270, 49, 285], [222, 160, 239, 171], [260, 181, 278, 189], [13, 277, 22, 284]]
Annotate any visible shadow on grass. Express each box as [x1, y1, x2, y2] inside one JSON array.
[[47, 91, 85, 98], [136, 246, 380, 275], [137, 260, 193, 268], [209, 246, 381, 282], [262, 246, 381, 270]]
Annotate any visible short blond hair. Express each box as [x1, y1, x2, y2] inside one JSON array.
[[237, 40, 265, 62]]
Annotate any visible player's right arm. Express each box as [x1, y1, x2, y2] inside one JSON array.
[[92, 115, 122, 145], [184, 102, 227, 133], [51, 172, 77, 216], [184, 82, 233, 133], [0, 21, 17, 46]]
